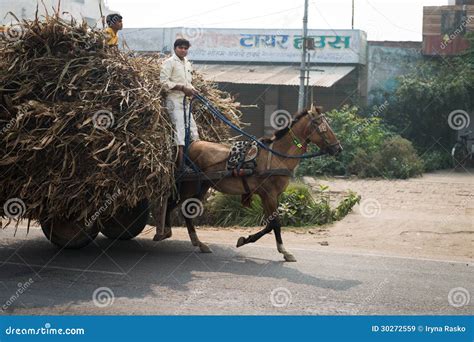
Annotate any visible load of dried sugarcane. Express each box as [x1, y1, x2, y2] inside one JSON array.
[[0, 13, 242, 228]]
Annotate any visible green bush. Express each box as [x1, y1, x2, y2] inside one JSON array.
[[202, 183, 360, 227], [296, 106, 424, 179], [297, 106, 391, 176], [348, 136, 423, 179], [377, 37, 473, 153], [420, 149, 452, 172]]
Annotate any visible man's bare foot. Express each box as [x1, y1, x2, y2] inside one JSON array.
[[153, 229, 172, 242]]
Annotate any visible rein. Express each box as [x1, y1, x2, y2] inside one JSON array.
[[188, 94, 334, 160]]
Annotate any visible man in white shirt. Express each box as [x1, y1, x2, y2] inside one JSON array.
[[160, 38, 200, 172]]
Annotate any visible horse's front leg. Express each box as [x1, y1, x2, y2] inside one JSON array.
[[273, 217, 296, 262]]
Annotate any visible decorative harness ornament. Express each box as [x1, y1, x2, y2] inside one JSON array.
[[226, 141, 258, 173]]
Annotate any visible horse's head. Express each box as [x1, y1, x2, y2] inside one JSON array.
[[300, 105, 342, 156]]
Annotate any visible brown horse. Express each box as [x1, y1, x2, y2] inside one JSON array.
[[153, 106, 342, 262]]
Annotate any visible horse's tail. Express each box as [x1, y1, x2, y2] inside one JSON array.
[[241, 194, 253, 208]]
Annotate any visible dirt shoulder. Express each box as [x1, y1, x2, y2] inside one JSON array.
[[144, 170, 473, 263]]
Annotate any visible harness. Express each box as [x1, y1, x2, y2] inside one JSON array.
[[187, 94, 339, 160], [180, 94, 339, 196]]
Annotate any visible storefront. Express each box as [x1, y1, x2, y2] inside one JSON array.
[[124, 27, 368, 137]]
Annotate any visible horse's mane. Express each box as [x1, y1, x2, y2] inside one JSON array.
[[268, 110, 309, 142]]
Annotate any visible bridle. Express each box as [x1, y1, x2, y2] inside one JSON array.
[[288, 106, 341, 154]]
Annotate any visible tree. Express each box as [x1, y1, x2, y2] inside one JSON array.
[[381, 35, 473, 151]]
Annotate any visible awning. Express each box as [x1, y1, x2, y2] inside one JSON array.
[[193, 64, 355, 88]]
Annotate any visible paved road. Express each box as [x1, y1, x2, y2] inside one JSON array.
[[0, 227, 472, 315]]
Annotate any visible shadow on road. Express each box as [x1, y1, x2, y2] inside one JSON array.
[[0, 233, 362, 313]]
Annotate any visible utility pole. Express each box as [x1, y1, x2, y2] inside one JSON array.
[[352, 0, 355, 29], [298, 0, 309, 112]]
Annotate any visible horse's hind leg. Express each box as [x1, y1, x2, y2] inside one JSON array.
[[236, 192, 296, 262], [236, 194, 276, 247]]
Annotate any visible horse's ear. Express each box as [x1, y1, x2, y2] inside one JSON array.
[[310, 103, 323, 115]]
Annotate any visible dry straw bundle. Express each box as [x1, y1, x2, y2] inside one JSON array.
[[0, 13, 242, 227]]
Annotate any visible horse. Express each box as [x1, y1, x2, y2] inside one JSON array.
[[153, 105, 342, 262]]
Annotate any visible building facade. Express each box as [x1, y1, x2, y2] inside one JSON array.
[[423, 0, 474, 56], [123, 27, 368, 137], [423, 0, 474, 148], [367, 41, 422, 105]]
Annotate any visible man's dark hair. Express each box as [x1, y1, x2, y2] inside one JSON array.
[[106, 14, 123, 27], [174, 38, 191, 49]]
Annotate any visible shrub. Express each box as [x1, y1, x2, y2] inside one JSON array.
[[202, 183, 360, 227], [420, 149, 452, 172], [297, 106, 391, 176], [296, 106, 425, 179], [348, 136, 423, 179]]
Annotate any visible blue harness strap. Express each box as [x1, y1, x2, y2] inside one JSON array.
[[178, 93, 330, 181], [190, 94, 328, 159]]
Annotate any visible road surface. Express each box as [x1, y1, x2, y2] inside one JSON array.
[[0, 226, 472, 315]]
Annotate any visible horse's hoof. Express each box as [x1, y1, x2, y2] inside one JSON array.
[[236, 237, 245, 248], [284, 253, 297, 262], [199, 244, 212, 253]]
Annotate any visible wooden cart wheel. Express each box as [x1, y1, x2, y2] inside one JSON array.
[[100, 199, 150, 240], [40, 217, 99, 249]]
